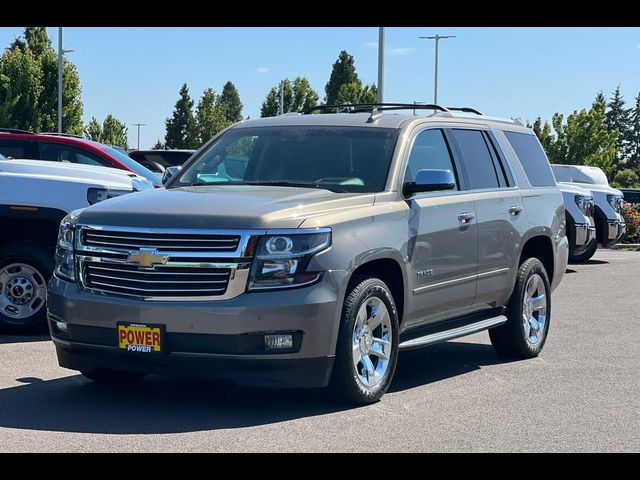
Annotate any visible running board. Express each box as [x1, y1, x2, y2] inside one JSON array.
[[399, 315, 507, 350]]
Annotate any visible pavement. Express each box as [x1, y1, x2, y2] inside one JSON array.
[[1, 249, 638, 452]]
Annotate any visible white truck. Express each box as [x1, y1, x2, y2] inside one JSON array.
[[0, 155, 153, 329]]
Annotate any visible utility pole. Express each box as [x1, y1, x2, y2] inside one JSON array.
[[377, 27, 385, 103], [279, 80, 285, 115], [57, 27, 74, 133], [419, 34, 456, 104], [132, 123, 147, 151]]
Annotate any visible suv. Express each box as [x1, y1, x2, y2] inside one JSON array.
[[0, 154, 152, 329], [0, 129, 162, 187], [47, 104, 568, 404], [128, 149, 195, 174], [556, 183, 597, 262], [552, 164, 626, 249]]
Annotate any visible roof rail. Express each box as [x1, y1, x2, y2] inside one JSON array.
[[303, 103, 452, 115], [446, 107, 484, 115], [0, 128, 34, 134], [39, 132, 84, 139]]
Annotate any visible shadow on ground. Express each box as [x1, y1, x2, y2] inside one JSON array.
[[0, 340, 511, 434], [0, 323, 50, 344]]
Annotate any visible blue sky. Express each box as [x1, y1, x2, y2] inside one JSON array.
[[1, 27, 639, 148]]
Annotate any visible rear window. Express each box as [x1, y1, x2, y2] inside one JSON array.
[[450, 129, 500, 190], [504, 132, 556, 187]]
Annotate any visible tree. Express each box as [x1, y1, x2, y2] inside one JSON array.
[[219, 81, 243, 124], [628, 93, 640, 170], [325, 50, 359, 105], [195, 88, 226, 144], [545, 95, 618, 176], [611, 168, 640, 188], [164, 83, 198, 149], [153, 139, 165, 150], [531, 117, 553, 154], [335, 81, 377, 105], [0, 47, 42, 131], [605, 86, 631, 170], [83, 114, 128, 149], [260, 77, 318, 117], [84, 116, 102, 141]]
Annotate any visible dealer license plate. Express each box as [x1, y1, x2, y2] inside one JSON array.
[[117, 323, 163, 353]]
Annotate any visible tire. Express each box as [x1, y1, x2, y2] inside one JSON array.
[[489, 257, 551, 359], [0, 244, 53, 329], [328, 276, 399, 405], [568, 238, 597, 263], [81, 369, 146, 384]]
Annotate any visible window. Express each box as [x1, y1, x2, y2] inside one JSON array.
[[0, 139, 38, 159], [39, 143, 111, 167], [451, 129, 500, 190], [505, 132, 556, 187], [404, 129, 457, 188]]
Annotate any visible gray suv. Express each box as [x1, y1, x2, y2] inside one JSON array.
[[47, 104, 568, 405]]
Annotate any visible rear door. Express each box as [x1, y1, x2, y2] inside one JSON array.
[[448, 128, 527, 311]]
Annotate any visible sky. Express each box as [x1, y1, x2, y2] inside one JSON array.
[[1, 27, 639, 149]]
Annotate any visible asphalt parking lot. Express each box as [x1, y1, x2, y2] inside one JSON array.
[[1, 248, 639, 452]]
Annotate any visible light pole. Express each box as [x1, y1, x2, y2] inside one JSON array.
[[377, 27, 385, 103], [132, 123, 147, 151], [278, 80, 285, 115], [419, 34, 456, 105], [57, 27, 74, 133]]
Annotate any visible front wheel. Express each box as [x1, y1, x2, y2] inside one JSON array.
[[568, 238, 597, 263], [489, 257, 551, 358], [328, 276, 399, 405]]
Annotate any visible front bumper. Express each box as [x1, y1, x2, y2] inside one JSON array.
[[47, 271, 347, 388], [572, 222, 596, 248], [607, 219, 626, 242]]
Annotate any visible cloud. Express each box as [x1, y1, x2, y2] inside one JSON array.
[[363, 41, 378, 48], [389, 47, 415, 56], [256, 67, 270, 74]]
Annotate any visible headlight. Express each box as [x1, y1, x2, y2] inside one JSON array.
[[87, 188, 132, 205], [248, 230, 331, 290], [574, 194, 593, 216], [54, 211, 80, 282], [607, 194, 624, 213]]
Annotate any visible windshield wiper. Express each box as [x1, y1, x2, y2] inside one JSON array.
[[244, 181, 349, 193]]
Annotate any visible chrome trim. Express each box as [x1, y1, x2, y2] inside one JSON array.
[[477, 268, 510, 279], [399, 315, 507, 350], [413, 268, 509, 295]]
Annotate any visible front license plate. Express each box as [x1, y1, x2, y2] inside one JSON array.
[[117, 323, 163, 353]]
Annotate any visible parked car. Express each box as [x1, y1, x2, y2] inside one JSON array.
[[620, 188, 640, 205], [47, 103, 568, 405], [128, 149, 195, 174], [556, 182, 597, 262], [552, 164, 626, 248], [0, 129, 162, 187], [0, 157, 153, 329]]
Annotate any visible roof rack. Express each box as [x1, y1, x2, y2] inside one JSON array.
[[0, 128, 34, 134], [39, 132, 84, 139], [446, 107, 484, 115], [304, 103, 452, 115]]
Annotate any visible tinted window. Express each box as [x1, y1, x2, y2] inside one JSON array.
[[404, 129, 457, 188], [505, 132, 556, 187], [39, 142, 111, 167], [451, 129, 500, 190], [174, 126, 399, 193], [100, 146, 162, 185], [0, 139, 38, 159]]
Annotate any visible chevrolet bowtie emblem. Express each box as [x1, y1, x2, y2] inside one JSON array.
[[127, 248, 169, 269]]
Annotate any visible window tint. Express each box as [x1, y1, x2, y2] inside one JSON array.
[[404, 129, 457, 188], [0, 139, 38, 159], [451, 129, 500, 190], [505, 132, 556, 187], [39, 143, 111, 167]]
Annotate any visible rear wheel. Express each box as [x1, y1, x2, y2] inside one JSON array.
[[81, 369, 146, 384], [489, 257, 551, 358]]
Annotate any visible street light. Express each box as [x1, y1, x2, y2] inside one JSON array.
[[131, 123, 147, 151], [418, 34, 456, 105], [58, 27, 74, 133], [377, 27, 385, 103]]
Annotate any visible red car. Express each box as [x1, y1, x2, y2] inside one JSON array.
[[0, 129, 162, 187]]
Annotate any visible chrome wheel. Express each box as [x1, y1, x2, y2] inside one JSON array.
[[0, 263, 47, 320], [352, 297, 392, 388], [522, 273, 547, 346]]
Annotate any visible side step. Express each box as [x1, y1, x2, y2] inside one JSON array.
[[399, 315, 507, 351]]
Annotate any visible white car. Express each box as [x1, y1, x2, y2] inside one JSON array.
[[0, 155, 154, 329]]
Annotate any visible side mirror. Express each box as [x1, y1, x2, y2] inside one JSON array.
[[162, 166, 180, 185], [403, 169, 456, 197]]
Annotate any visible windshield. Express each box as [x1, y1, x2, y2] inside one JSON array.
[[100, 146, 162, 185], [0, 152, 5, 160], [171, 126, 399, 193], [552, 165, 609, 186]]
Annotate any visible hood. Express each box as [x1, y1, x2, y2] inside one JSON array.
[[556, 182, 593, 197], [76, 185, 375, 229], [561, 182, 623, 197], [0, 159, 153, 191]]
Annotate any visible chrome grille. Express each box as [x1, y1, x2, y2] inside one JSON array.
[[82, 229, 240, 252]]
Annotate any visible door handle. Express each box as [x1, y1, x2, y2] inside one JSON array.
[[508, 205, 523, 215], [458, 212, 475, 223]]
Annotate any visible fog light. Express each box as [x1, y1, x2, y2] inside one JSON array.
[[55, 321, 68, 332], [264, 334, 293, 350]]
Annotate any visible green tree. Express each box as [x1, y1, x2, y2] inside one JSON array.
[[611, 168, 640, 188], [153, 139, 165, 149], [325, 50, 359, 105], [605, 86, 631, 170], [335, 81, 377, 105], [164, 83, 198, 149], [195, 88, 226, 144], [0, 47, 42, 130], [628, 93, 640, 169], [260, 77, 318, 117], [84, 116, 102, 141], [219, 81, 243, 124], [100, 114, 128, 148], [531, 117, 553, 154]]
